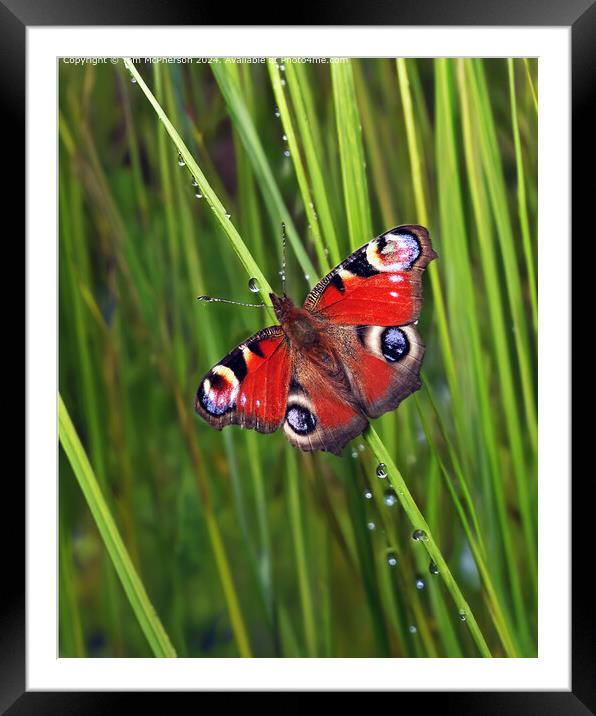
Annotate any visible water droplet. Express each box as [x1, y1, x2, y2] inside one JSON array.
[[130, 76, 137, 84], [387, 552, 398, 567], [274, 106, 280, 118], [194, 190, 203, 199], [283, 149, 291, 158], [197, 295, 213, 302], [248, 278, 260, 293], [383, 488, 397, 507], [363, 489, 373, 500], [351, 449, 358, 459], [282, 134, 288, 141], [412, 529, 428, 541], [192, 178, 199, 187], [459, 609, 467, 622], [376, 463, 387, 479], [225, 212, 231, 219], [358, 443, 365, 452], [429, 561, 439, 575], [415, 575, 426, 590], [177, 153, 185, 167], [281, 79, 286, 86], [304, 273, 310, 282], [280, 63, 286, 72], [367, 521, 376, 531], [409, 625, 417, 634]]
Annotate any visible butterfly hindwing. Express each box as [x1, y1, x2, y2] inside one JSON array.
[[304, 225, 436, 327], [283, 365, 368, 456], [194, 326, 291, 433], [338, 323, 425, 418]]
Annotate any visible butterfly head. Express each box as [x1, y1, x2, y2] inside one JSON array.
[[270, 293, 295, 323]]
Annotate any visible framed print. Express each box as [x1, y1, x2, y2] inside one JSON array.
[[10, 0, 591, 710]]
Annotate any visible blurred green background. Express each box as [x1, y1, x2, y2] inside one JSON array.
[[59, 57, 537, 658]]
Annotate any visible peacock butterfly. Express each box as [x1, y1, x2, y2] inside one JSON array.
[[194, 225, 437, 455]]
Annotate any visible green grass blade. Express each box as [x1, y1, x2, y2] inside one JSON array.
[[331, 60, 373, 250], [508, 59, 538, 333], [210, 61, 318, 284], [286, 450, 317, 656], [364, 425, 492, 657], [285, 61, 342, 266], [58, 393, 177, 658], [123, 58, 277, 318], [267, 59, 330, 274]]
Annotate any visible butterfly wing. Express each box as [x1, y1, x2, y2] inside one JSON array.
[[304, 225, 436, 326], [333, 323, 425, 419], [282, 361, 368, 456], [195, 326, 291, 433]]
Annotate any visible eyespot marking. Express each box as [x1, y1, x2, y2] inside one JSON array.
[[381, 327, 409, 362], [367, 231, 421, 272], [286, 404, 317, 435], [197, 365, 240, 416]]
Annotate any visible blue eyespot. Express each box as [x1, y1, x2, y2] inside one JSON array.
[[381, 327, 409, 362]]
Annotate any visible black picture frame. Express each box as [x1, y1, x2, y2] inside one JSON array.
[[11, 0, 590, 710]]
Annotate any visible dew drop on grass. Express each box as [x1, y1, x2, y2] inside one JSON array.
[[415, 575, 426, 590], [376, 463, 387, 479], [459, 609, 467, 622], [387, 552, 398, 567], [363, 489, 373, 500], [367, 521, 376, 531], [409, 625, 417, 634], [351, 449, 358, 459], [225, 212, 231, 219], [177, 153, 185, 167], [248, 278, 260, 293], [412, 529, 428, 541], [280, 63, 286, 72], [281, 79, 286, 86], [130, 76, 137, 83], [429, 561, 439, 575], [274, 106, 281, 118], [383, 489, 397, 507], [283, 149, 291, 158], [192, 178, 199, 187], [282, 134, 288, 141]]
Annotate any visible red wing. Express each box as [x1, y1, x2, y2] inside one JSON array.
[[304, 225, 436, 326], [337, 323, 425, 419], [282, 367, 368, 456], [194, 326, 291, 433]]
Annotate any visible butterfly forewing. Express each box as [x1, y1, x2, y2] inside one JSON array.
[[195, 326, 291, 433], [304, 225, 436, 326]]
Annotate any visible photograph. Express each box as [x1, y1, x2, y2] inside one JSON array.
[[57, 55, 538, 660]]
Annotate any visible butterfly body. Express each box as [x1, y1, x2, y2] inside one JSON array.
[[195, 225, 437, 455]]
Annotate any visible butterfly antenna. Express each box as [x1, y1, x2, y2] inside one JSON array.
[[280, 221, 288, 295], [197, 296, 266, 308]]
